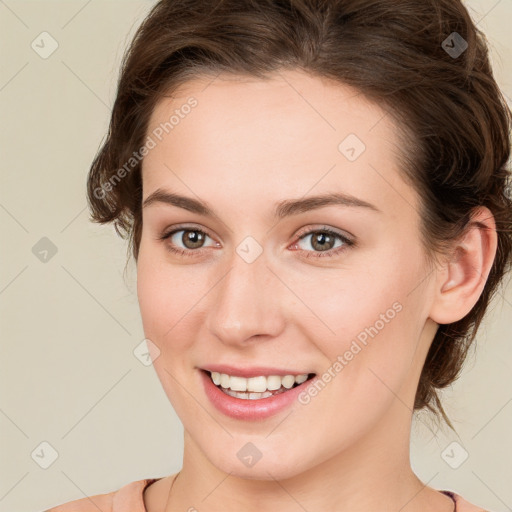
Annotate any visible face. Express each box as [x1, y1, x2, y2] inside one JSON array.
[[137, 69, 438, 480]]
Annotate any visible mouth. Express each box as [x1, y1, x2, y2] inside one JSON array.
[[200, 369, 317, 400]]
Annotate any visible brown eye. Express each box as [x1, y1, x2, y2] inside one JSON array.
[[297, 229, 346, 253], [293, 227, 355, 259], [159, 226, 217, 257], [180, 229, 206, 249], [309, 231, 337, 252]]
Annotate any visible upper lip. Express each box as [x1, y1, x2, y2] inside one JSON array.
[[199, 364, 314, 378]]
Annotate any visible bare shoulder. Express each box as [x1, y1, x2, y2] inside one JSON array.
[[44, 488, 114, 512], [450, 491, 494, 512]]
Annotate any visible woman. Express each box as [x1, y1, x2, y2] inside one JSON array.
[[46, 0, 511, 510]]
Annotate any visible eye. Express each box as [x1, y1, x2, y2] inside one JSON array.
[[158, 225, 218, 257], [290, 226, 355, 258]]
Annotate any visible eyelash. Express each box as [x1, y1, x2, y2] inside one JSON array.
[[157, 224, 355, 259]]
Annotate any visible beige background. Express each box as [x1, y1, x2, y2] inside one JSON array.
[[0, 1, 511, 511]]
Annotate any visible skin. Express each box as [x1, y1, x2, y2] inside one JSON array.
[[137, 69, 497, 512]]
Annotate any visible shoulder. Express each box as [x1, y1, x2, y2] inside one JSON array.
[[44, 489, 115, 512], [441, 490, 493, 512], [44, 478, 158, 512]]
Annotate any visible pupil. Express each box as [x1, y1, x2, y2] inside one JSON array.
[[313, 232, 333, 251], [184, 230, 204, 248]]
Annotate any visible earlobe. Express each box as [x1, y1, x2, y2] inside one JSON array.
[[429, 206, 497, 325]]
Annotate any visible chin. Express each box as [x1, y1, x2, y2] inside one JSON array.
[[203, 442, 311, 482]]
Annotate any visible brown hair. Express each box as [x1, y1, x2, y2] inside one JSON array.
[[87, 0, 512, 430]]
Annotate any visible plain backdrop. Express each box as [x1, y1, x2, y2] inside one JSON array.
[[0, 1, 511, 511]]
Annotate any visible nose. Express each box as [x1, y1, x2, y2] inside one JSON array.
[[206, 251, 285, 346]]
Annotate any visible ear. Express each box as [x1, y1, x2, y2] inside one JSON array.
[[429, 206, 498, 325]]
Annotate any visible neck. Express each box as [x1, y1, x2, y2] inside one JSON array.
[[160, 404, 453, 512]]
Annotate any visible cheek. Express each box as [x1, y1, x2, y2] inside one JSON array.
[[294, 252, 425, 392], [136, 246, 209, 346], [137, 247, 177, 337], [287, 259, 414, 344], [136, 250, 197, 394]]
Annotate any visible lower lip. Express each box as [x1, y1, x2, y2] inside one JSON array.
[[199, 369, 316, 421]]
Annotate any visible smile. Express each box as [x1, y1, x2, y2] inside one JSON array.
[[199, 365, 319, 420], [208, 371, 315, 400]]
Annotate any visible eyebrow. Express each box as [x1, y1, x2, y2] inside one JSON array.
[[142, 188, 381, 218]]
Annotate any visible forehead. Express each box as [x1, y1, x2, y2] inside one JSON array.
[[142, 69, 417, 219], [147, 69, 393, 142]]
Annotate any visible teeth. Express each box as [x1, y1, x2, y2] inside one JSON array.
[[295, 374, 308, 384], [224, 389, 274, 400], [209, 371, 310, 392]]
